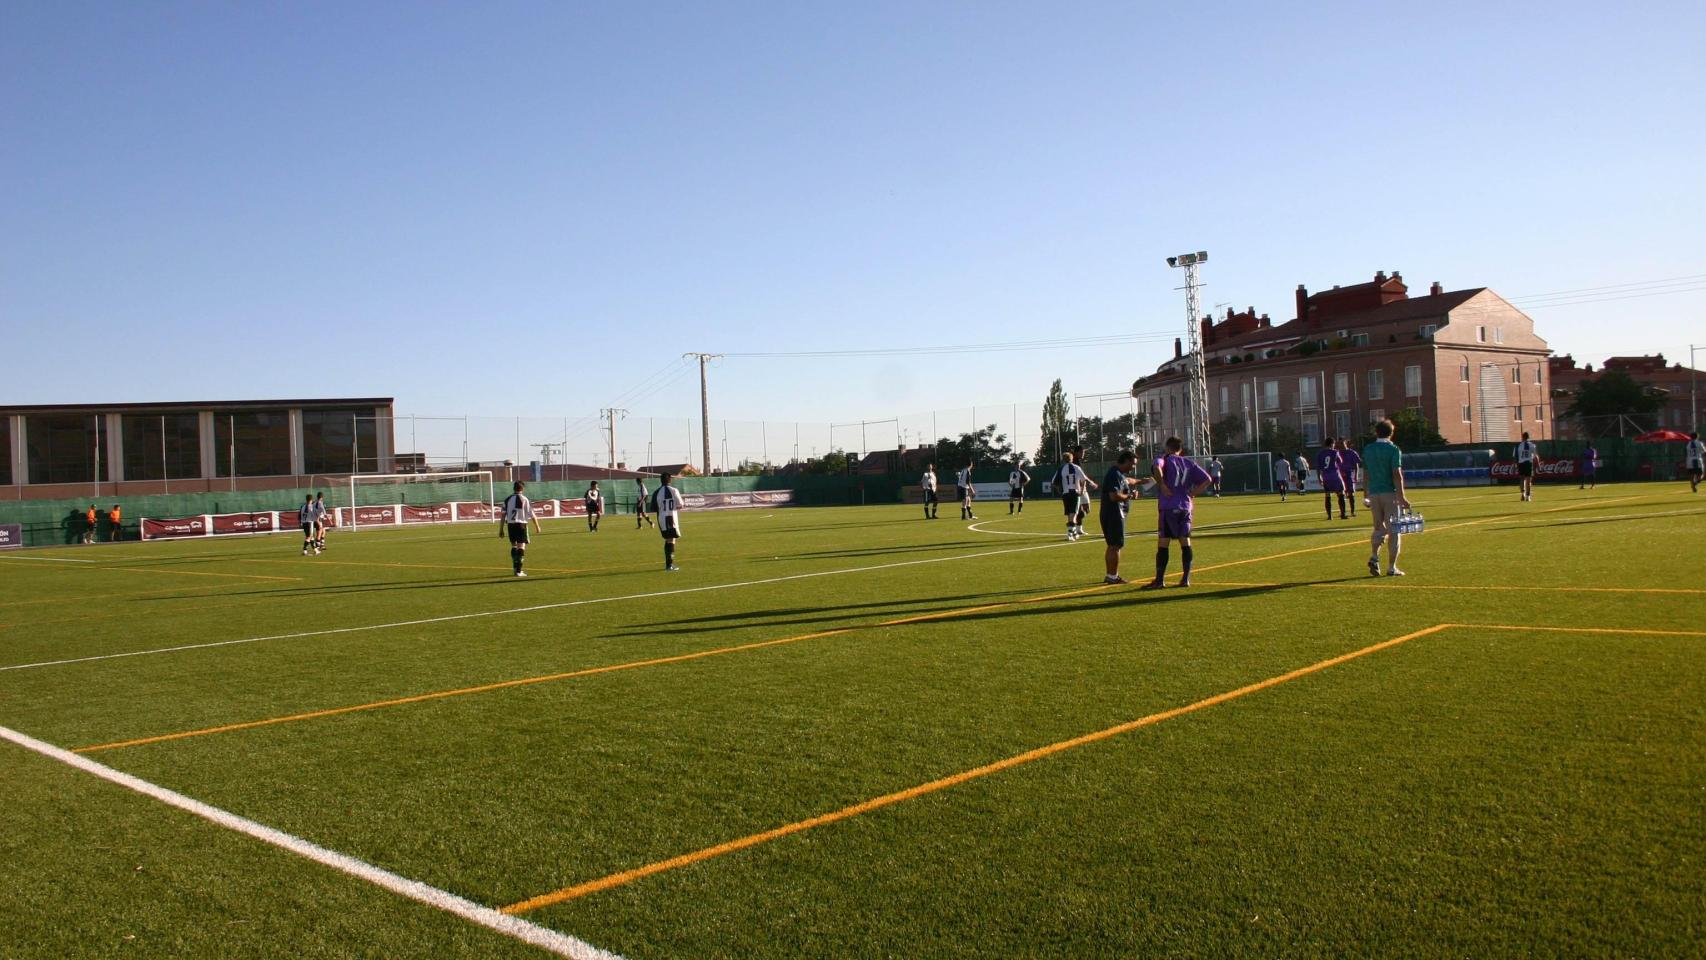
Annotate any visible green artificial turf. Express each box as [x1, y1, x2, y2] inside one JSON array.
[[2, 483, 1702, 958]]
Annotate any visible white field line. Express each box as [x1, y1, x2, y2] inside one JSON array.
[[968, 509, 1305, 538], [0, 538, 1086, 672], [0, 555, 97, 563], [0, 724, 623, 960], [1481, 506, 1706, 527]]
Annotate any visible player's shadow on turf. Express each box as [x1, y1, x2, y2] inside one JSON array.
[[769, 517, 922, 533], [937, 577, 1370, 625], [614, 589, 1042, 637], [134, 575, 547, 601]]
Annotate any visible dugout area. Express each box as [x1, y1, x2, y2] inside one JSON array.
[[2, 484, 1703, 959]]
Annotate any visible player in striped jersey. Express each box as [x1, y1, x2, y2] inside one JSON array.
[[498, 481, 543, 577]]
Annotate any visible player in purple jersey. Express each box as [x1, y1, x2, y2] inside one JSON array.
[[1316, 441, 1346, 520], [1337, 438, 1362, 517], [1141, 436, 1214, 590], [1579, 444, 1599, 490]]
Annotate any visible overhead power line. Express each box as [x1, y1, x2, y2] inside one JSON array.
[[725, 331, 1178, 359]]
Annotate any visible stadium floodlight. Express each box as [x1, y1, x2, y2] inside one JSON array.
[[1166, 251, 1208, 268], [1166, 249, 1213, 457]]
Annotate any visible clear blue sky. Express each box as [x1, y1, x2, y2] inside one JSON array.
[[4, 1, 1703, 462]]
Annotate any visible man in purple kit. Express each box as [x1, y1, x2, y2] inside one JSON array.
[[1316, 439, 1346, 520], [1337, 438, 1362, 517], [1579, 443, 1598, 490], [1141, 436, 1213, 590]]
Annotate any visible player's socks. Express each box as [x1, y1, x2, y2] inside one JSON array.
[[664, 542, 675, 569], [1154, 546, 1169, 581], [1179, 545, 1193, 586]]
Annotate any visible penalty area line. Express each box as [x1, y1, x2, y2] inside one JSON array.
[[0, 724, 624, 960]]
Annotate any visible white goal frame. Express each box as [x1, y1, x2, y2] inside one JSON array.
[[346, 471, 496, 531]]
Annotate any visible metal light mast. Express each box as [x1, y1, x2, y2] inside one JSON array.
[[683, 353, 721, 475], [1167, 250, 1212, 457]]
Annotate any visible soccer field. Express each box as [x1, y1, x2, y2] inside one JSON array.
[[2, 483, 1702, 959]]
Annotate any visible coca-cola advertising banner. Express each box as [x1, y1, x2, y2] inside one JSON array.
[[212, 512, 276, 536], [0, 524, 21, 550], [141, 516, 209, 540], [401, 503, 456, 524], [1490, 460, 1580, 483]]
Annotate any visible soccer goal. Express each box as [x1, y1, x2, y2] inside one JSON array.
[[346, 471, 496, 531], [1190, 452, 1275, 495]]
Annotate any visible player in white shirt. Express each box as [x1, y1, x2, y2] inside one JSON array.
[[956, 462, 978, 520], [634, 479, 655, 528], [312, 491, 330, 551], [1007, 461, 1031, 514], [921, 463, 939, 519], [497, 481, 543, 577], [1687, 431, 1704, 493], [1514, 432, 1541, 502], [585, 481, 604, 532], [1273, 455, 1292, 501], [654, 472, 686, 570], [1294, 453, 1310, 490], [1053, 451, 1097, 541], [1069, 445, 1097, 533]]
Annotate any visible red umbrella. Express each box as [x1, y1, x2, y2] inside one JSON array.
[[1634, 429, 1691, 443]]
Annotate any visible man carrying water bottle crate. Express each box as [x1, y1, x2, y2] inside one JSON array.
[[1361, 418, 1412, 578]]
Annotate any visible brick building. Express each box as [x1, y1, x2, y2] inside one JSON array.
[[1549, 353, 1704, 438], [1131, 272, 1551, 450]]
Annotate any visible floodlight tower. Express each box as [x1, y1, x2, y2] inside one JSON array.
[[1166, 250, 1213, 457]]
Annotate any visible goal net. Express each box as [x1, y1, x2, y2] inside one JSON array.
[[1188, 452, 1274, 495], [345, 471, 496, 531]]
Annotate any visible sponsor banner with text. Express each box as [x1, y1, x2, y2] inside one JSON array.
[[211, 513, 276, 536], [401, 503, 456, 524], [0, 524, 21, 550], [1490, 460, 1580, 483]]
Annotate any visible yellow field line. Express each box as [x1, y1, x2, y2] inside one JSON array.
[[499, 623, 1457, 914], [1452, 623, 1706, 637], [0, 583, 234, 610], [232, 558, 601, 576], [99, 566, 302, 583], [1200, 580, 1706, 596]]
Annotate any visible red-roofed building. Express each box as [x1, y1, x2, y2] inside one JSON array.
[[1132, 272, 1551, 450], [1549, 353, 1703, 438]]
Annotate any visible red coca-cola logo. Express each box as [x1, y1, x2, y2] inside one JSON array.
[[1490, 460, 1579, 480]]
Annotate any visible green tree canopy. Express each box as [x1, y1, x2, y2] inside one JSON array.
[[1038, 379, 1069, 464], [935, 425, 1019, 469]]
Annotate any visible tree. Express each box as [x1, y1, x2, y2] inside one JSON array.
[[1259, 421, 1305, 460], [1208, 415, 1248, 454], [935, 425, 1019, 469], [799, 450, 851, 475], [1359, 409, 1446, 449], [1565, 369, 1665, 433], [1038, 379, 1070, 464]]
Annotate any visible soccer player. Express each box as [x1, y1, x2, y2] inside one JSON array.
[[1688, 432, 1705, 494], [1142, 437, 1213, 590], [300, 494, 318, 555], [1294, 453, 1310, 491], [83, 504, 97, 544], [107, 504, 122, 541], [1053, 451, 1092, 541], [634, 478, 655, 528], [1207, 456, 1224, 497], [1008, 461, 1031, 514], [956, 461, 978, 520], [1069, 445, 1096, 532], [312, 491, 329, 551], [1337, 439, 1362, 517], [921, 463, 939, 519], [1273, 454, 1292, 501], [1514, 431, 1541, 501], [1580, 443, 1599, 490], [1099, 451, 1138, 584], [655, 472, 686, 570], [498, 481, 543, 577], [1361, 418, 1412, 577], [1316, 440, 1346, 520], [585, 481, 603, 532]]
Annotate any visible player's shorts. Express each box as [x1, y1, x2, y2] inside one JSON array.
[[587, 503, 603, 515], [1061, 493, 1079, 516], [1099, 509, 1126, 548], [1321, 474, 1345, 493], [507, 522, 530, 545], [1157, 507, 1192, 541], [1009, 486, 1023, 500], [660, 520, 681, 540], [1690, 462, 1704, 477], [923, 489, 937, 504], [302, 522, 315, 535], [1518, 461, 1535, 478], [956, 485, 969, 501]]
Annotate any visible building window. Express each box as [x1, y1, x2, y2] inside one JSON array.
[[1513, 406, 1523, 421], [1219, 385, 1230, 415], [0, 418, 10, 486], [1261, 380, 1280, 411], [1333, 372, 1350, 404], [1476, 326, 1487, 343], [1301, 414, 1321, 446], [122, 414, 202, 481], [1404, 365, 1422, 397], [1420, 324, 1437, 339], [25, 414, 109, 485], [1370, 408, 1385, 425], [1460, 363, 1470, 382], [1333, 410, 1351, 437], [303, 409, 379, 474], [1534, 365, 1543, 384], [1462, 404, 1472, 422], [1298, 376, 1318, 408], [1368, 369, 1385, 400], [1350, 333, 1370, 347], [1511, 367, 1520, 384], [1493, 327, 1504, 344], [213, 411, 292, 478], [1241, 382, 1251, 411]]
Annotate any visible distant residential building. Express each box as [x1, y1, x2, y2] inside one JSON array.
[[1550, 353, 1704, 437], [1131, 272, 1550, 450]]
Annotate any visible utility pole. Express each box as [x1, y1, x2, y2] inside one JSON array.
[[683, 353, 721, 475], [1166, 251, 1213, 457], [601, 408, 628, 470]]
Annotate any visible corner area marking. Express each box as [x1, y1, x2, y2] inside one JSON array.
[[0, 724, 624, 960], [499, 623, 1456, 914]]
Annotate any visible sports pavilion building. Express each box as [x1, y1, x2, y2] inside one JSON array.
[[0, 398, 395, 501]]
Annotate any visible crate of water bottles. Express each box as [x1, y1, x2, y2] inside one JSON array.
[[1392, 510, 1425, 535]]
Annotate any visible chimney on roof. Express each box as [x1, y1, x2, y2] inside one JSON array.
[[1260, 313, 1270, 327], [1296, 284, 1308, 323], [1429, 281, 1442, 296], [1374, 271, 1387, 284], [1392, 271, 1402, 282], [1174, 337, 1182, 359]]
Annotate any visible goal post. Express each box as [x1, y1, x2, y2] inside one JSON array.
[[346, 471, 496, 531]]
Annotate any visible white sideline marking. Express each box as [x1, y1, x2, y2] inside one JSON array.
[[0, 539, 1084, 672], [967, 510, 1299, 538], [0, 555, 97, 563], [0, 724, 623, 960]]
